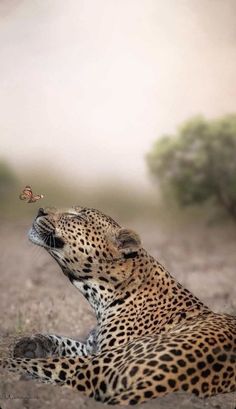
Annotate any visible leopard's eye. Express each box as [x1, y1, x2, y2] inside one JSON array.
[[67, 213, 87, 222], [74, 214, 87, 222]]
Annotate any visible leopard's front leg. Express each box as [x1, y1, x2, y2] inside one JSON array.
[[0, 355, 89, 385], [13, 334, 89, 359], [0, 354, 121, 402]]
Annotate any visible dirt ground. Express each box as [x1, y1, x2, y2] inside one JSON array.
[[0, 217, 236, 409]]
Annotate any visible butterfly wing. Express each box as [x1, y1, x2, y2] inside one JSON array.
[[28, 194, 43, 203], [19, 186, 32, 202], [19, 193, 28, 200]]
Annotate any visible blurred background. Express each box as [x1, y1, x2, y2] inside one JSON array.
[[1, 1, 236, 408], [1, 0, 236, 222]]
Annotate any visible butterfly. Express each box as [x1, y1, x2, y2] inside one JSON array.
[[19, 185, 44, 203]]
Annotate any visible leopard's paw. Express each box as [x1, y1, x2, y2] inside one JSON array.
[[13, 334, 54, 358]]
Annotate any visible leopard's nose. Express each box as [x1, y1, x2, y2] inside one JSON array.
[[37, 208, 48, 218]]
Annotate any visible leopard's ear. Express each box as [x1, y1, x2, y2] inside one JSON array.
[[115, 228, 141, 258]]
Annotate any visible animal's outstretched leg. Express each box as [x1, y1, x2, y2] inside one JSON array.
[[13, 334, 88, 359], [0, 351, 173, 404], [0, 355, 89, 385]]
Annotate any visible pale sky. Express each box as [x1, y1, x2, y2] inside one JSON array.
[[0, 0, 236, 187]]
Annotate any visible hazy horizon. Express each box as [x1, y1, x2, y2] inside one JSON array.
[[1, 0, 236, 188]]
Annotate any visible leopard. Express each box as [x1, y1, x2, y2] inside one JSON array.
[[1, 206, 236, 405]]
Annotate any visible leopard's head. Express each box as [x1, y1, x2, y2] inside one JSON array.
[[29, 207, 142, 308]]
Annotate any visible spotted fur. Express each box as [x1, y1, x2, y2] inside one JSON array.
[[1, 206, 236, 405]]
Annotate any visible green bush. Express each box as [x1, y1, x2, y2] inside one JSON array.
[[147, 115, 236, 220]]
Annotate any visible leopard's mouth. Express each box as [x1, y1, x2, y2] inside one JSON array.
[[28, 223, 65, 250]]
